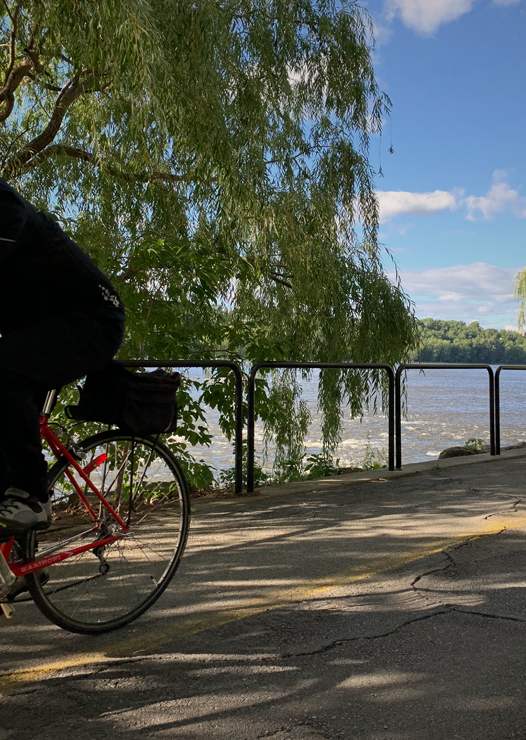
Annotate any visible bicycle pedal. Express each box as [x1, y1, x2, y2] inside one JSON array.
[[1, 602, 15, 619]]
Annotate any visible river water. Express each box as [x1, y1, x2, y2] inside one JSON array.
[[179, 368, 526, 477]]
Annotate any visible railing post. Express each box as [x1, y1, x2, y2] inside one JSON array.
[[395, 365, 404, 469], [495, 367, 502, 455], [246, 364, 259, 494], [387, 366, 395, 472], [231, 364, 244, 494], [488, 366, 495, 456]]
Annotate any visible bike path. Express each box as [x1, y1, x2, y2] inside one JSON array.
[[1, 452, 526, 739]]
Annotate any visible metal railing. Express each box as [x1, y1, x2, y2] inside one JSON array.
[[124, 360, 244, 494], [246, 362, 395, 494], [395, 363, 496, 469], [494, 365, 526, 455], [116, 360, 526, 495]]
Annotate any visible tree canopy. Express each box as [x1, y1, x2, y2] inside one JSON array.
[[0, 0, 418, 482], [414, 318, 526, 364]]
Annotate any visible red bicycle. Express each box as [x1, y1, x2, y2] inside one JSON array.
[[0, 389, 190, 634]]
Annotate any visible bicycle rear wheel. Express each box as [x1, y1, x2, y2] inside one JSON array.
[[24, 430, 190, 634]]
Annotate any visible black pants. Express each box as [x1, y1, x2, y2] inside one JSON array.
[[0, 312, 124, 503]]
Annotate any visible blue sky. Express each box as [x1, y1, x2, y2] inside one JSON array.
[[363, 0, 526, 328]]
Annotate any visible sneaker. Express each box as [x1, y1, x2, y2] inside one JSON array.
[[0, 489, 51, 534]]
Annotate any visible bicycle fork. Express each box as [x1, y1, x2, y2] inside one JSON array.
[[0, 545, 16, 619]]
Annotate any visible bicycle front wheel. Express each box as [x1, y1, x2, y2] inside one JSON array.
[[25, 430, 190, 634]]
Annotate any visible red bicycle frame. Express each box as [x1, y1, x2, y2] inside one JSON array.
[[0, 414, 130, 578]]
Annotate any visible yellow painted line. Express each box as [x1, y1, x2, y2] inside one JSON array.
[[1, 514, 526, 695], [0, 654, 108, 695]]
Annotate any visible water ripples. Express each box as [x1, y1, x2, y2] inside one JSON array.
[[183, 368, 526, 475]]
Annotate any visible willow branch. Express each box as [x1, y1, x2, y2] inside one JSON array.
[[2, 72, 97, 176], [0, 59, 32, 121], [268, 272, 293, 289], [2, 1, 21, 84], [241, 253, 294, 288], [14, 143, 214, 184], [0, 5, 38, 123], [1, 0, 16, 22]]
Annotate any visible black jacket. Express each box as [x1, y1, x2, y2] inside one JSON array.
[[0, 178, 125, 333]]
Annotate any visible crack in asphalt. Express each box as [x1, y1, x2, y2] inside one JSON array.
[[410, 533, 507, 609], [410, 535, 481, 596], [277, 604, 526, 661], [451, 607, 526, 623], [277, 610, 451, 659], [411, 493, 525, 606], [484, 498, 522, 518], [410, 535, 486, 604], [411, 554, 452, 598]]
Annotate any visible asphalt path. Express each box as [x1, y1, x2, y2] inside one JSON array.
[[2, 454, 526, 739]]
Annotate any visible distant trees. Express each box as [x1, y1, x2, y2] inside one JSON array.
[[414, 319, 526, 364]]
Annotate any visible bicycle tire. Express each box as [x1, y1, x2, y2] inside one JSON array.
[[24, 430, 190, 635]]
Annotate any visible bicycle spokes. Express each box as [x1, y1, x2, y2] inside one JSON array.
[[24, 432, 189, 634]]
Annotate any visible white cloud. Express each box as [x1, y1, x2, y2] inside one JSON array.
[[377, 172, 526, 223], [391, 262, 522, 328], [384, 0, 475, 34], [381, 0, 521, 36], [464, 170, 526, 221], [377, 188, 463, 222]]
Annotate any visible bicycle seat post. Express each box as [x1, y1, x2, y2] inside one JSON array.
[[41, 390, 58, 418]]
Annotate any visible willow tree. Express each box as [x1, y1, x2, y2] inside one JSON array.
[[0, 0, 418, 481], [515, 270, 526, 331]]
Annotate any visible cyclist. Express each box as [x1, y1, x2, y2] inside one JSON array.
[[0, 178, 125, 534]]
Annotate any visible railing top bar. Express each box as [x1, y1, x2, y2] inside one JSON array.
[[398, 363, 494, 370], [122, 360, 242, 373], [249, 361, 393, 381], [495, 365, 526, 379], [396, 363, 495, 378]]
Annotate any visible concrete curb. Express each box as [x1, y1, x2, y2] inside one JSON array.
[[191, 446, 526, 509]]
